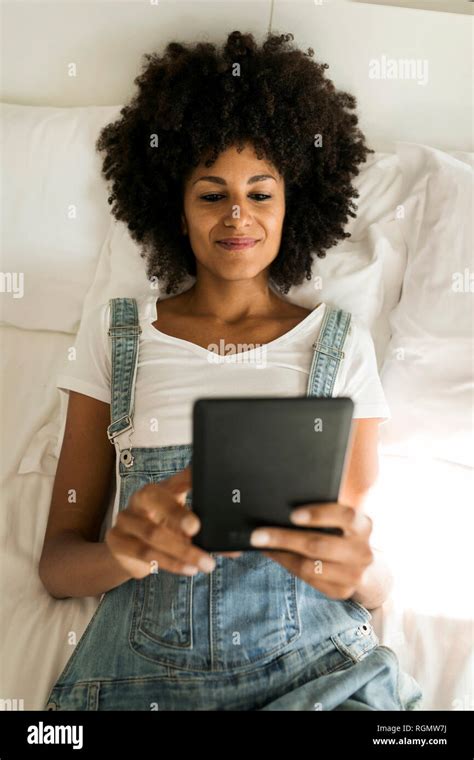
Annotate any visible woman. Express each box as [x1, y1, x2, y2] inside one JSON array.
[[40, 31, 422, 710]]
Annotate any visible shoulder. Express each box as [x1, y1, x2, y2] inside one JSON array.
[[337, 314, 381, 381], [75, 300, 110, 334], [102, 294, 153, 322], [342, 314, 375, 353], [335, 314, 385, 390]]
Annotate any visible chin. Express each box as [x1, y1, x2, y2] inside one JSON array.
[[209, 256, 271, 277], [213, 267, 265, 282]]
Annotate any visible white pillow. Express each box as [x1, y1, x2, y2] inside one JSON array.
[[0, 102, 121, 332], [379, 143, 474, 468]]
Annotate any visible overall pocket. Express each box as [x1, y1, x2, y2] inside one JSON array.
[[130, 570, 193, 649], [127, 469, 195, 668], [213, 550, 302, 670]]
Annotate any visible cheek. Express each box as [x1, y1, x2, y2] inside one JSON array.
[[261, 208, 285, 237], [186, 209, 216, 242], [265, 193, 285, 221]]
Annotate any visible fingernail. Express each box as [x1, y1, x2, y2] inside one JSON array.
[[250, 530, 270, 546], [181, 514, 200, 535], [198, 556, 216, 572], [291, 510, 310, 524]]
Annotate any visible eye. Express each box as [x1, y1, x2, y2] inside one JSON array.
[[200, 194, 225, 202], [199, 193, 272, 202]]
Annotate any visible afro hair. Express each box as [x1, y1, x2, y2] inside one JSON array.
[[96, 30, 374, 295]]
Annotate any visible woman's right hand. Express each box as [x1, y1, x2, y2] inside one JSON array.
[[105, 465, 241, 579]]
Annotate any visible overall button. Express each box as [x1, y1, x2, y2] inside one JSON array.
[[46, 701, 57, 710], [332, 622, 378, 663], [120, 449, 134, 466]]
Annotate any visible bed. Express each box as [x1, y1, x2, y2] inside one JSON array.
[[0, 103, 472, 711]]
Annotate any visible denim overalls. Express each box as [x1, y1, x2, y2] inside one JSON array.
[[44, 297, 423, 711]]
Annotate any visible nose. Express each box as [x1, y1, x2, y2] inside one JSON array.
[[222, 196, 254, 228]]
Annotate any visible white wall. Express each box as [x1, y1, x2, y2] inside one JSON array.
[[272, 0, 473, 151], [1, 0, 472, 152]]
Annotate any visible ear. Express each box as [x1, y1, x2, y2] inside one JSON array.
[[181, 213, 188, 236]]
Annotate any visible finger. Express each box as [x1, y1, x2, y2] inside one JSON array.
[[258, 548, 305, 578], [217, 551, 242, 558], [261, 550, 367, 599], [129, 482, 201, 537], [114, 511, 215, 573], [106, 530, 201, 578], [290, 504, 372, 536], [251, 527, 365, 563], [159, 465, 192, 505], [304, 576, 359, 601]]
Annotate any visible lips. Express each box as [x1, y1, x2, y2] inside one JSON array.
[[216, 238, 259, 251]]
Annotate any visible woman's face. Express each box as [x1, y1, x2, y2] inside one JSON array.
[[181, 144, 285, 283]]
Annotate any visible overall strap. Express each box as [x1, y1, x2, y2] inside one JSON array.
[[106, 297, 142, 468], [306, 306, 352, 397]]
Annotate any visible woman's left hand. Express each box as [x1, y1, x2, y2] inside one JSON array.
[[250, 502, 374, 600]]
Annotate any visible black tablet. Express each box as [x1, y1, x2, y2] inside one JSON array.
[[191, 396, 355, 552]]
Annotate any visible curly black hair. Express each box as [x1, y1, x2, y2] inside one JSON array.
[[96, 30, 374, 295]]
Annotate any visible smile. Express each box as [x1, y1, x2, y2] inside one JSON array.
[[216, 239, 260, 251]]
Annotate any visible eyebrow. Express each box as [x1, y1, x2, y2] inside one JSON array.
[[192, 174, 277, 186]]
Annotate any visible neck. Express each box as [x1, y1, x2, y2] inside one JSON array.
[[183, 271, 281, 324]]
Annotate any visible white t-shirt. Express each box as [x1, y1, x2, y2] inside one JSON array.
[[56, 293, 391, 446]]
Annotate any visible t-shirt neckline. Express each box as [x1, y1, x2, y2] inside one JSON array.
[[141, 293, 326, 358]]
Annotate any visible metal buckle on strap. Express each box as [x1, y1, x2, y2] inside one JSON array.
[[312, 340, 345, 359], [107, 325, 142, 336], [107, 414, 134, 442]]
